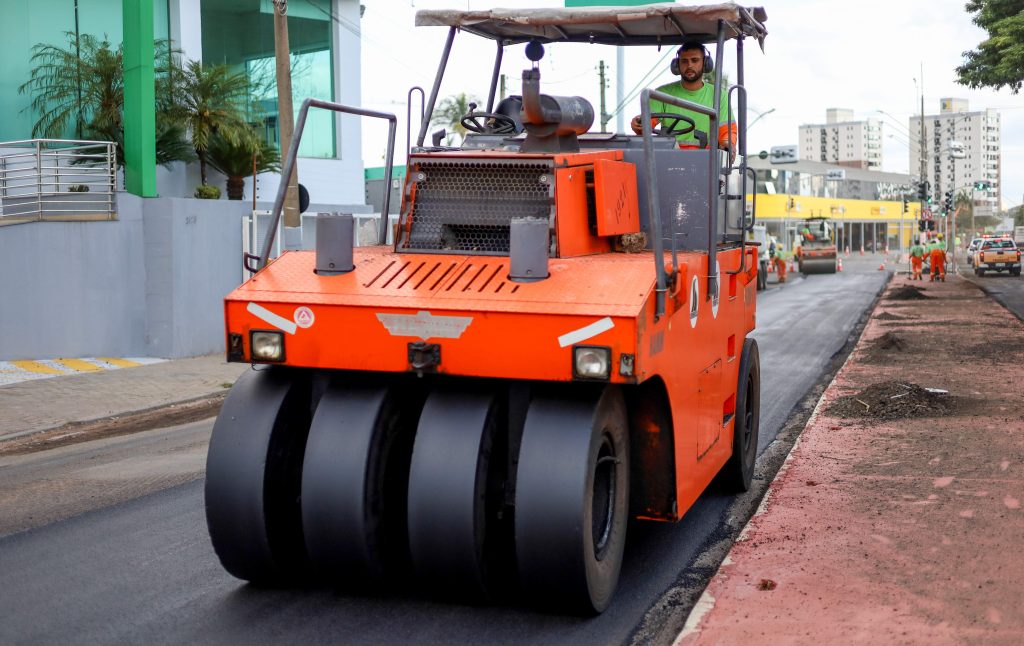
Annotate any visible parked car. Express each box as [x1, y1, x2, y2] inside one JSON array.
[[966, 237, 983, 264]]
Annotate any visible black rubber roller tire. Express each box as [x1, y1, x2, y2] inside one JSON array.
[[205, 367, 313, 583], [722, 338, 761, 492], [301, 383, 419, 588], [515, 386, 629, 614], [407, 390, 502, 599]]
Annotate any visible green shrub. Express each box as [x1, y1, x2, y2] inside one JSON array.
[[194, 184, 221, 199]]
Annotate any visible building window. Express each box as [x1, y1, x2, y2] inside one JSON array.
[[201, 0, 335, 159], [3, 1, 171, 142]]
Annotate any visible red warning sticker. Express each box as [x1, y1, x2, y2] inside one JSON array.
[[294, 306, 315, 329]]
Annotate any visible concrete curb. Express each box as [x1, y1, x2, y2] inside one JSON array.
[[0, 391, 227, 455]]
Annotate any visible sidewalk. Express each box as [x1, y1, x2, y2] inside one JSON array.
[[678, 273, 1024, 644], [0, 354, 245, 444]]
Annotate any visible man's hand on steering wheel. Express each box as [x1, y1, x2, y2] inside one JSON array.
[[630, 112, 697, 137]]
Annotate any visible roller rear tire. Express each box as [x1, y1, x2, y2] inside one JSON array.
[[722, 338, 761, 492]]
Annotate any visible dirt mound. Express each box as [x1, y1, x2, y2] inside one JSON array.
[[870, 331, 908, 352], [860, 332, 921, 363], [886, 285, 930, 301], [875, 311, 913, 321], [826, 381, 955, 420]]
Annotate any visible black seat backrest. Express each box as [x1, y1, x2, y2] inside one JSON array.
[[494, 96, 525, 134]]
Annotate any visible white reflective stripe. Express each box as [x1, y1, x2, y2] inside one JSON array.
[[247, 302, 297, 335], [558, 317, 615, 348]]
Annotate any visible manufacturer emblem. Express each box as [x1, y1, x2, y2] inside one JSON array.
[[377, 311, 473, 340]]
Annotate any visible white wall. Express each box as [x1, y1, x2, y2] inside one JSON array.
[[0, 194, 249, 360]]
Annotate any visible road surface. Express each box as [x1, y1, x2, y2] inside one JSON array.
[[0, 256, 892, 645]]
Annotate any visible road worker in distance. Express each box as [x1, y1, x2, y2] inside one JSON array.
[[928, 235, 946, 282], [909, 239, 926, 280]]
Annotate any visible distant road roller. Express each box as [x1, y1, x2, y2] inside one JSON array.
[[205, 4, 767, 614], [796, 216, 838, 274]]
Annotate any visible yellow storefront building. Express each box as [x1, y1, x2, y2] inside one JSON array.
[[747, 157, 926, 253]]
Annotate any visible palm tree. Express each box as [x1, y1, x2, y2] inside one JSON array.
[[173, 60, 253, 186], [19, 32, 119, 139], [18, 32, 192, 167], [206, 129, 281, 200], [430, 93, 480, 145]]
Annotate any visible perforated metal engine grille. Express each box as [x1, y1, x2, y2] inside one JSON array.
[[400, 157, 554, 254]]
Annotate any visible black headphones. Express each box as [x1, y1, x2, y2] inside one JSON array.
[[670, 44, 714, 76]]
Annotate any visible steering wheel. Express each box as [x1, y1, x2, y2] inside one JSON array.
[[649, 112, 697, 137], [461, 111, 518, 135]]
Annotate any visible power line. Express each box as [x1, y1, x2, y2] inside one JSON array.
[[302, 0, 361, 38], [608, 49, 674, 118]]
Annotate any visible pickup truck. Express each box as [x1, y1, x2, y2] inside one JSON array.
[[973, 238, 1022, 276]]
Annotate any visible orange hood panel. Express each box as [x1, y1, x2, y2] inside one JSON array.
[[228, 247, 655, 318]]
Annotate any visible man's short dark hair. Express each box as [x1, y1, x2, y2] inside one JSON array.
[[678, 41, 706, 56]]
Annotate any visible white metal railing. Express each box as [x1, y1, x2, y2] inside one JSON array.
[[0, 139, 116, 224]]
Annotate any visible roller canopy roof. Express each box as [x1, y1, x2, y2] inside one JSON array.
[[415, 3, 767, 47]]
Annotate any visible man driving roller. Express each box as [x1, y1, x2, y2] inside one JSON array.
[[630, 41, 737, 153]]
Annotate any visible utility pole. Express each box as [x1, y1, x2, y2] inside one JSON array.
[[919, 64, 927, 245], [615, 47, 625, 134], [273, 0, 300, 229], [598, 60, 609, 133]]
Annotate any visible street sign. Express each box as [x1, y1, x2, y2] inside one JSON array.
[[825, 169, 846, 181], [922, 208, 933, 220], [769, 145, 798, 164]]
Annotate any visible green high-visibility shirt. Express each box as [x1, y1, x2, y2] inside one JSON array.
[[649, 80, 733, 148], [910, 244, 925, 258]]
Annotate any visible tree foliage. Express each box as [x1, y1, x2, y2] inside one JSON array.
[[171, 60, 255, 185], [956, 0, 1024, 93], [18, 32, 194, 168], [430, 93, 481, 145], [207, 127, 282, 200], [19, 31, 262, 186]]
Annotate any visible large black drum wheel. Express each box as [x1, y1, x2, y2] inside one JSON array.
[[722, 338, 761, 492], [205, 367, 313, 583], [301, 382, 421, 588], [515, 386, 629, 614], [406, 390, 504, 599]]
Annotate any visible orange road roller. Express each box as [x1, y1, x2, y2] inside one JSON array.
[[206, 4, 767, 614]]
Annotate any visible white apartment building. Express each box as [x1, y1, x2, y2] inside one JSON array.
[[909, 98, 1000, 218], [799, 108, 883, 171]]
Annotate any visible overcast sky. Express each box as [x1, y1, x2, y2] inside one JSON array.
[[357, 0, 1022, 208]]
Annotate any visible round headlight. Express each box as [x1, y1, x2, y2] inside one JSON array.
[[574, 346, 610, 380]]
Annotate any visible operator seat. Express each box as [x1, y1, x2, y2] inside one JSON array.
[[494, 95, 525, 134]]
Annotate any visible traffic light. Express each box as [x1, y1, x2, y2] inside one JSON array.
[[927, 220, 935, 231], [974, 180, 990, 190], [916, 180, 930, 201], [918, 219, 926, 232], [902, 197, 909, 214], [944, 190, 953, 213]]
